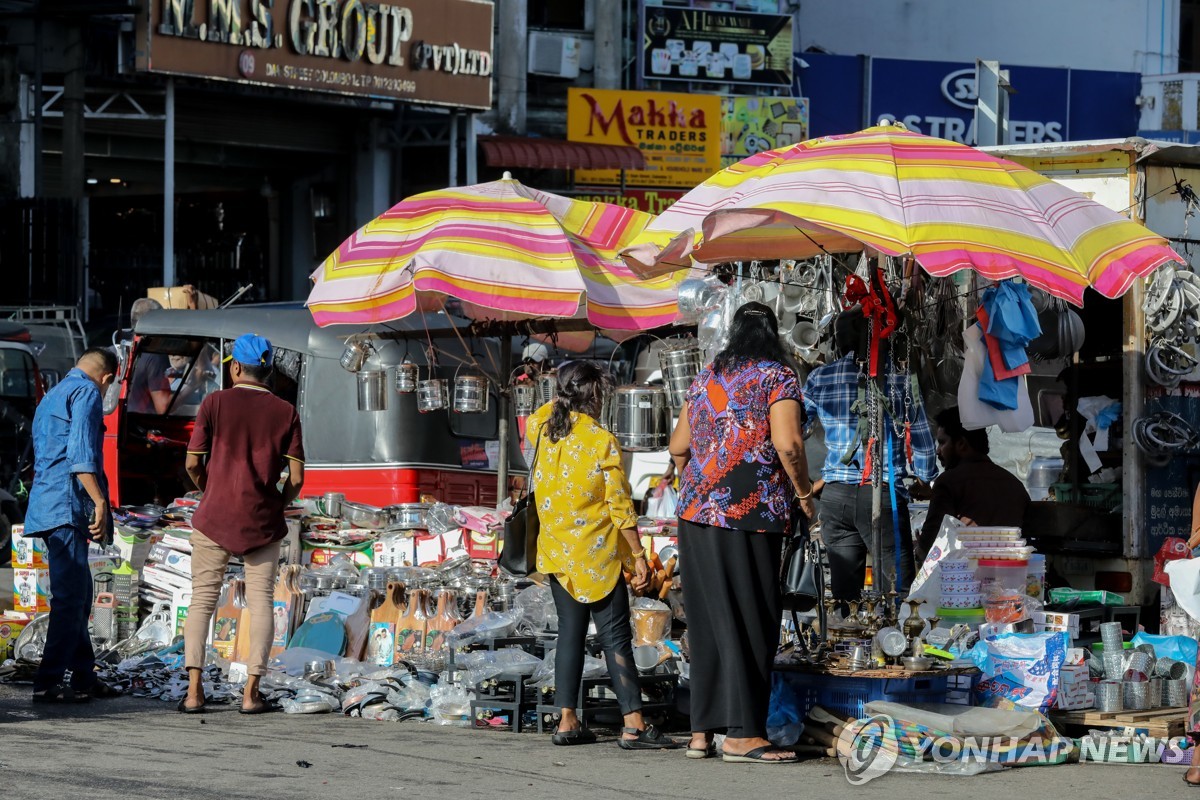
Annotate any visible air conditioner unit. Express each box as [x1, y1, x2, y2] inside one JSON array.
[[528, 32, 580, 79]]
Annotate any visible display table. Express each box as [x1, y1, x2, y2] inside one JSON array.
[[773, 663, 981, 721]]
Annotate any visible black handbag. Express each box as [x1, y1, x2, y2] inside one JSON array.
[[498, 432, 542, 577], [781, 516, 823, 613]]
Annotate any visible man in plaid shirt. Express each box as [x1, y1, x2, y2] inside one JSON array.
[[803, 312, 937, 601]]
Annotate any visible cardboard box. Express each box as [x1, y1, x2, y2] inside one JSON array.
[[1033, 611, 1080, 637], [13, 568, 51, 613], [10, 525, 47, 568], [148, 543, 192, 578], [142, 564, 191, 595], [465, 530, 499, 560], [373, 536, 416, 568], [0, 614, 31, 660]]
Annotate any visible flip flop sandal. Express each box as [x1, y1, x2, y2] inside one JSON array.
[[618, 725, 684, 750], [685, 741, 717, 759], [722, 746, 799, 764], [551, 727, 597, 746], [239, 702, 278, 715], [177, 699, 206, 714], [1184, 775, 1200, 788]]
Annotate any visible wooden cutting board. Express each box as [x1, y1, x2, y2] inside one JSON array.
[[212, 579, 243, 661], [426, 590, 461, 652], [269, 566, 301, 658], [367, 581, 404, 666], [395, 588, 430, 659]]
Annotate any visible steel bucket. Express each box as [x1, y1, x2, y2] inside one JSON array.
[[395, 362, 419, 393], [417, 378, 449, 413], [340, 339, 370, 373], [513, 382, 538, 415], [453, 374, 490, 413], [357, 369, 387, 411], [536, 371, 558, 406], [611, 385, 670, 452], [658, 341, 703, 413]]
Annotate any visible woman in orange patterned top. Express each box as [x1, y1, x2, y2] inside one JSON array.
[[527, 360, 680, 751], [669, 302, 815, 763]]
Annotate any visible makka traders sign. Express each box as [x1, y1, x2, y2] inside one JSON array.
[[566, 88, 721, 189], [137, 0, 494, 109], [641, 7, 792, 87]]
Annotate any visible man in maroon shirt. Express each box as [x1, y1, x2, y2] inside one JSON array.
[[179, 334, 304, 714]]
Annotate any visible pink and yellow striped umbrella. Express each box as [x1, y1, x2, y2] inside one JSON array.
[[306, 175, 685, 330], [622, 124, 1183, 305]]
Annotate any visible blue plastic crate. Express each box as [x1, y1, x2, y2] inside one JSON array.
[[781, 671, 950, 721]]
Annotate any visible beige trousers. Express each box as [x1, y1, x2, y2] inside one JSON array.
[[183, 530, 281, 677]]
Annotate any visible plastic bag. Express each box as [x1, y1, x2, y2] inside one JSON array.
[[645, 484, 678, 520], [630, 597, 672, 645], [967, 631, 1069, 713], [429, 684, 473, 726], [457, 647, 544, 687], [445, 608, 523, 650], [1130, 632, 1199, 671], [907, 516, 966, 603], [530, 648, 607, 690], [514, 584, 558, 634], [426, 503, 461, 536], [766, 673, 804, 747]]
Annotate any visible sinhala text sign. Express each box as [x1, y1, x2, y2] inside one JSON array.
[[137, 0, 494, 109], [641, 7, 792, 87], [567, 87, 721, 189]]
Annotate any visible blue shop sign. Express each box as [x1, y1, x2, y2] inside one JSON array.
[[798, 54, 1140, 143]]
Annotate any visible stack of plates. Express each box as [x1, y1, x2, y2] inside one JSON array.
[[955, 527, 1034, 561], [940, 561, 982, 609]]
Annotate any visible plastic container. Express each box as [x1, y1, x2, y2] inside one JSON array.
[[936, 606, 986, 629], [976, 559, 1028, 599], [781, 671, 950, 721], [1025, 554, 1046, 601]]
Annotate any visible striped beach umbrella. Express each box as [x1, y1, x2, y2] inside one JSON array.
[[622, 124, 1182, 305], [306, 174, 686, 331]]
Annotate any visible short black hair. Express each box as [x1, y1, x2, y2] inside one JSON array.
[[80, 347, 118, 375], [935, 406, 989, 454], [237, 362, 273, 382], [834, 309, 868, 358]]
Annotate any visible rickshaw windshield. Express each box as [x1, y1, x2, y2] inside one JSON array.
[[127, 337, 222, 417]]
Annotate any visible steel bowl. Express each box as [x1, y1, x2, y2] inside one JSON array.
[[385, 503, 431, 530], [339, 500, 389, 529]]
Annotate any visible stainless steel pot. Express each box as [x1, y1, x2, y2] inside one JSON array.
[[536, 371, 558, 406], [512, 382, 538, 416], [452, 374, 490, 413], [356, 369, 387, 411], [385, 503, 431, 530], [611, 385, 670, 452], [417, 379, 448, 413], [340, 339, 370, 372], [340, 500, 389, 529]]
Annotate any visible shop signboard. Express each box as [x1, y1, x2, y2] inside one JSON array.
[[569, 188, 685, 214], [136, 0, 494, 109], [567, 88, 722, 189], [720, 95, 808, 167], [641, 6, 792, 87], [799, 52, 1140, 143]]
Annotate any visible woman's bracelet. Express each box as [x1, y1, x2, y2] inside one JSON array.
[[796, 486, 813, 500], [631, 549, 646, 559]]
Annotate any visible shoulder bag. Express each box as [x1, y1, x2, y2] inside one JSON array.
[[781, 514, 823, 613], [498, 430, 543, 577]]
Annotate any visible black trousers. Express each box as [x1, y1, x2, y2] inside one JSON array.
[[819, 481, 914, 600], [679, 520, 783, 740], [549, 574, 642, 715]]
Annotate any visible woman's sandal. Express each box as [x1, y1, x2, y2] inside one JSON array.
[[1184, 774, 1200, 788], [722, 746, 799, 764], [686, 741, 718, 759], [618, 725, 683, 750], [552, 727, 598, 746]]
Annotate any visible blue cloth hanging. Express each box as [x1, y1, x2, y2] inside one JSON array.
[[977, 281, 1042, 411]]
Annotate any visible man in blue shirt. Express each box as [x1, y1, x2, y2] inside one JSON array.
[[803, 312, 936, 600], [24, 348, 117, 702]]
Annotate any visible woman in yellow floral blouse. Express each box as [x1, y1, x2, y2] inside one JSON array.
[[526, 360, 680, 751]]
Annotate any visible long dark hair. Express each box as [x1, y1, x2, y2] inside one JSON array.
[[545, 360, 613, 443], [712, 301, 793, 376]]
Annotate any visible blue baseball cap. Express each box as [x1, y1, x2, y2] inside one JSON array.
[[228, 333, 274, 368]]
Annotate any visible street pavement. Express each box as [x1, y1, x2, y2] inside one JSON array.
[[0, 568, 1191, 799]]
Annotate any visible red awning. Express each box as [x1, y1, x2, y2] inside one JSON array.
[[479, 135, 646, 171]]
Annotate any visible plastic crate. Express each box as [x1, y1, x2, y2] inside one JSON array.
[[781, 672, 951, 721], [1050, 483, 1121, 512]]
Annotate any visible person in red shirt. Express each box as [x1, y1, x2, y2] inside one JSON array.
[[179, 334, 305, 714]]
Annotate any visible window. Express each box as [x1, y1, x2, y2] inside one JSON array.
[[529, 0, 586, 30], [0, 348, 37, 400], [127, 337, 221, 417]]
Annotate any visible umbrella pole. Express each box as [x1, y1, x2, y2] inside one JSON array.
[[496, 336, 512, 504]]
